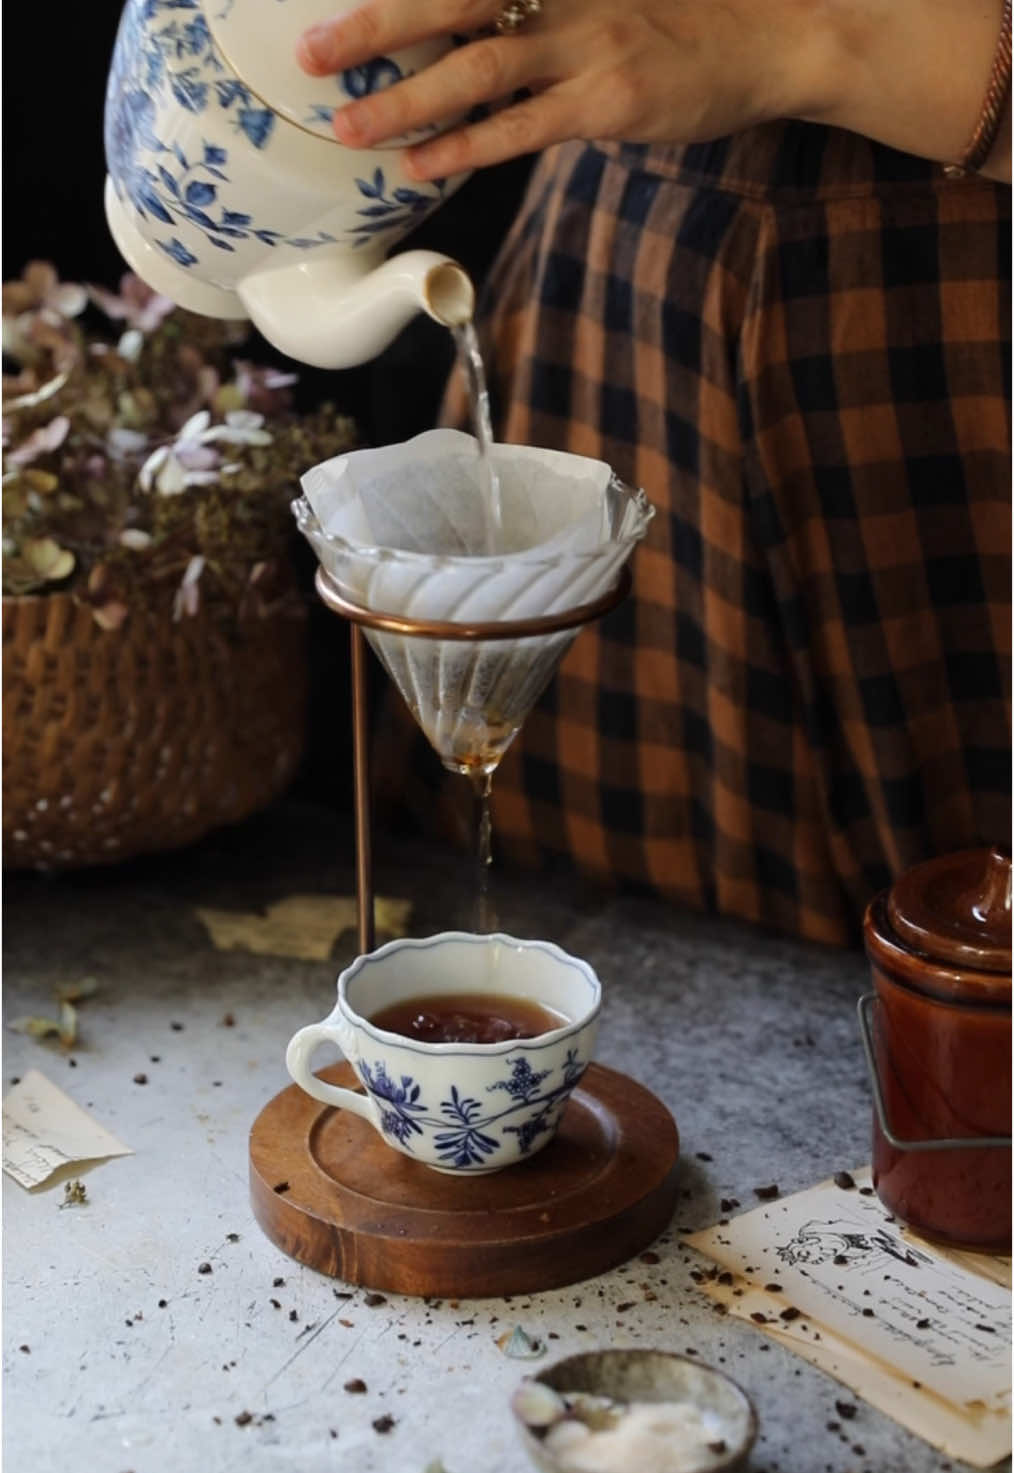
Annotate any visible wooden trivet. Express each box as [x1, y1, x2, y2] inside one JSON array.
[[250, 1061, 680, 1297]]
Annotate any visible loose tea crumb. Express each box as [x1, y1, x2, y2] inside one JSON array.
[[363, 1292, 387, 1307], [779, 1307, 801, 1322], [226, 1233, 240, 1243], [372, 1415, 396, 1434], [835, 1401, 857, 1420], [198, 1263, 213, 1275], [753, 1183, 779, 1200], [695, 1152, 713, 1162], [133, 1073, 148, 1086], [273, 1182, 290, 1195], [834, 1171, 856, 1190], [344, 1379, 367, 1394], [289, 1310, 298, 1322], [273, 1277, 285, 1287], [234, 1411, 253, 1427]]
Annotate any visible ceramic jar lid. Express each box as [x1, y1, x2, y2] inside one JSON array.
[[885, 847, 1012, 977], [206, 0, 449, 145]]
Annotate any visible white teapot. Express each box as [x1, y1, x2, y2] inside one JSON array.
[[103, 0, 475, 367]]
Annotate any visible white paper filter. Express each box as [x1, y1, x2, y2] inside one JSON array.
[[294, 430, 653, 773]]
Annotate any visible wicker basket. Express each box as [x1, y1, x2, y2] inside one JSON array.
[[3, 586, 309, 869]]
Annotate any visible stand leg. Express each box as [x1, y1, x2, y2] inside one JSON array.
[[351, 624, 374, 954]]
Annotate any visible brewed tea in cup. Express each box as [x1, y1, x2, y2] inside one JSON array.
[[285, 932, 601, 1174]]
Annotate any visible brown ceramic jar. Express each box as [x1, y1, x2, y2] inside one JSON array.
[[862, 847, 1012, 1253]]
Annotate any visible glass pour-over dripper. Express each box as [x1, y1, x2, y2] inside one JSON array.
[[294, 429, 653, 928], [294, 430, 653, 778]]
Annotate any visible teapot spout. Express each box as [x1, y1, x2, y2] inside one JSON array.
[[237, 250, 475, 369]]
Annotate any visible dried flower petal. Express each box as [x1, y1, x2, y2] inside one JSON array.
[[119, 529, 153, 550], [7, 416, 70, 467], [92, 601, 129, 631], [117, 329, 144, 363], [22, 470, 59, 494], [24, 537, 75, 581]]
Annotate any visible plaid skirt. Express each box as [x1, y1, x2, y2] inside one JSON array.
[[376, 122, 1011, 945]]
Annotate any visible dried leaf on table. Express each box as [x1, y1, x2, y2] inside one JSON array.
[[194, 893, 412, 961], [55, 977, 99, 1004], [8, 1001, 77, 1049]]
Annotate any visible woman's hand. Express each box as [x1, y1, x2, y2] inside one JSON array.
[[296, 0, 835, 181]]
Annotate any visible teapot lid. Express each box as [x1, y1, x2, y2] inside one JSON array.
[[206, 0, 449, 145], [886, 847, 1012, 974]]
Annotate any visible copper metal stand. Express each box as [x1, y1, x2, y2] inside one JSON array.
[[313, 563, 632, 953]]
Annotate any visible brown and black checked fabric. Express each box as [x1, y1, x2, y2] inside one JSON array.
[[374, 121, 1011, 945]]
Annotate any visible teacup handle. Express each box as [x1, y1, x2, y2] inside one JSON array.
[[285, 1022, 375, 1123]]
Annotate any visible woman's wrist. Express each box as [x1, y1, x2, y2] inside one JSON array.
[[792, 0, 1010, 179]]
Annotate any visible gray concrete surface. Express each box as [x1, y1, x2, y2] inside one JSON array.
[[3, 801, 1002, 1473]]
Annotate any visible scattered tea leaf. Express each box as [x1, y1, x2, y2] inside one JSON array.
[[60, 1179, 88, 1208]]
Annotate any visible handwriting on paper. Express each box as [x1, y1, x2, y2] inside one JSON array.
[[686, 1171, 1010, 1413]]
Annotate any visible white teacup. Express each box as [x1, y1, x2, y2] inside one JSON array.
[[285, 932, 601, 1175]]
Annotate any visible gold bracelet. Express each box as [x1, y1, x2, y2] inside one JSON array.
[[944, 0, 1012, 177]]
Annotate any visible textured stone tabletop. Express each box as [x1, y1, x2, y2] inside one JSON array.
[[2, 802, 1004, 1473]]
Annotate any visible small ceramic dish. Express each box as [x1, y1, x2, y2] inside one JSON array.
[[511, 1349, 757, 1473]]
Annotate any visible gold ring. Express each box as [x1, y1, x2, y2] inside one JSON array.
[[495, 0, 542, 34]]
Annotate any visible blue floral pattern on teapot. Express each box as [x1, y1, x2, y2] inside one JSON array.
[[104, 0, 448, 277]]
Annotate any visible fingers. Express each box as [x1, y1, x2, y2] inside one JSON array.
[[332, 35, 559, 146], [298, 0, 496, 75], [402, 85, 580, 179]]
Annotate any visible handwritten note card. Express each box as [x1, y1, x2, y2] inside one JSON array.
[[685, 1169, 1011, 1468], [3, 1070, 133, 1190]]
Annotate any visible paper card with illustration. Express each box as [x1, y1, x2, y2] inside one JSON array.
[[684, 1169, 1011, 1416]]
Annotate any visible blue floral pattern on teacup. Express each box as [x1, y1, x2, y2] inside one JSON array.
[[105, 0, 448, 274], [359, 1048, 587, 1170]]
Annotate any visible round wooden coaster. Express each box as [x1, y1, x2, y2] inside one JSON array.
[[250, 1061, 680, 1298]]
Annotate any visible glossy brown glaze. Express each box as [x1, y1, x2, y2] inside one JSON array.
[[864, 848, 1011, 1252]]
